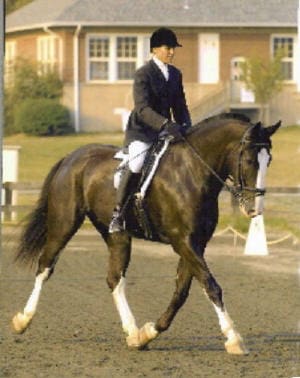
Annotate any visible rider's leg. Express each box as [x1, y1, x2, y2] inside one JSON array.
[[109, 168, 135, 233], [109, 140, 151, 233]]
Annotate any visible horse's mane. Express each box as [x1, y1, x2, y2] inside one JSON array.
[[186, 112, 251, 136]]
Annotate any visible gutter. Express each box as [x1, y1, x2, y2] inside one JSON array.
[[6, 21, 298, 34], [73, 24, 82, 133]]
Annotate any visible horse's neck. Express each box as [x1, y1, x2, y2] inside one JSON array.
[[184, 122, 245, 189], [187, 123, 243, 161]]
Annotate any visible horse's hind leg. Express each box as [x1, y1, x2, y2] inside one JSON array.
[[106, 233, 141, 348], [155, 258, 193, 333], [12, 267, 51, 333], [12, 212, 84, 334]]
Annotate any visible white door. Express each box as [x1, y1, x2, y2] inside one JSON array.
[[199, 33, 219, 84]]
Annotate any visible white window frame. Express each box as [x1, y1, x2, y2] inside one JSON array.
[[271, 34, 297, 83], [37, 35, 61, 75], [4, 40, 16, 86], [86, 33, 150, 83]]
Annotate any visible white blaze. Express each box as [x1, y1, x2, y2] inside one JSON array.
[[255, 148, 270, 214]]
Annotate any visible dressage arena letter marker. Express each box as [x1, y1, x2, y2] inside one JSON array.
[[244, 215, 268, 256]]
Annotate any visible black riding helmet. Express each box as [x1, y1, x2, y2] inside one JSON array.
[[150, 28, 182, 51]]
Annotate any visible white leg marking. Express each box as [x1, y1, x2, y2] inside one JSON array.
[[213, 304, 249, 354], [24, 268, 50, 317], [12, 268, 50, 333], [112, 276, 138, 336], [213, 304, 236, 339]]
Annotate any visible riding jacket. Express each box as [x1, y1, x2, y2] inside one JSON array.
[[124, 59, 191, 146]]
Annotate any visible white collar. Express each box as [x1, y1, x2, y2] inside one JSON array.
[[152, 56, 169, 81]]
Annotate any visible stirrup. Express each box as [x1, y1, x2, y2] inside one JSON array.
[[108, 211, 125, 233]]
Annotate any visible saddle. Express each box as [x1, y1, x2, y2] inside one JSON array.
[[114, 136, 172, 239]]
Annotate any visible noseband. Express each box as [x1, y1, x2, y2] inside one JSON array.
[[183, 126, 270, 206]]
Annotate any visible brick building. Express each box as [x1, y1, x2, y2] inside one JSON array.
[[5, 0, 300, 131]]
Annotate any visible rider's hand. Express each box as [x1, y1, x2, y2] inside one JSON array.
[[160, 121, 184, 142]]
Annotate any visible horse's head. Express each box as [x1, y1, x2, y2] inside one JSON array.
[[230, 120, 281, 218]]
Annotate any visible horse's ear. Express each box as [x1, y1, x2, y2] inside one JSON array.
[[266, 120, 282, 136], [249, 122, 262, 139]]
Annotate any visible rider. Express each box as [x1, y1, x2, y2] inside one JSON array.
[[109, 27, 192, 233]]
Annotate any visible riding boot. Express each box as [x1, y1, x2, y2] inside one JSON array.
[[109, 168, 135, 233]]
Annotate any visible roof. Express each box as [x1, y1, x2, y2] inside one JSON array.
[[6, 0, 299, 33]]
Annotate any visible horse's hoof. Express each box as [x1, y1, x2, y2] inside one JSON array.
[[126, 322, 158, 350], [137, 322, 158, 349], [126, 333, 141, 349], [11, 313, 31, 334], [225, 339, 249, 355]]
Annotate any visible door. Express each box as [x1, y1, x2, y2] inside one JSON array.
[[199, 33, 219, 84]]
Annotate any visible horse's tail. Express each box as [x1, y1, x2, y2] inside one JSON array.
[[15, 158, 64, 267]]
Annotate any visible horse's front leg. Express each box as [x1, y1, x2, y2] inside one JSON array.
[[106, 233, 141, 348], [134, 257, 193, 349], [189, 251, 249, 355]]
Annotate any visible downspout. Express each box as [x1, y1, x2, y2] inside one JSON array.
[[73, 25, 82, 132]]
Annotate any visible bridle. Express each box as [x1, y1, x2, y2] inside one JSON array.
[[183, 125, 271, 207]]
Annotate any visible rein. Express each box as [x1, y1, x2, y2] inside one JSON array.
[[183, 137, 243, 200], [182, 127, 268, 203]]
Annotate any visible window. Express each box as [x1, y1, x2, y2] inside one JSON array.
[[4, 41, 16, 86], [37, 36, 60, 74], [117, 37, 137, 80], [87, 34, 150, 82], [272, 36, 295, 81]]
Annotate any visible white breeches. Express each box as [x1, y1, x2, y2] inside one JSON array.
[[128, 141, 151, 173]]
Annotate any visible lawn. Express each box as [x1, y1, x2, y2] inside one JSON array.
[[3, 132, 124, 182], [3, 126, 300, 186], [3, 127, 300, 237]]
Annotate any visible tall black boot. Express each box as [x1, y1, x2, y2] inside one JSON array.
[[109, 168, 134, 233]]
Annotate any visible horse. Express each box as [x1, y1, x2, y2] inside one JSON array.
[[11, 113, 281, 354]]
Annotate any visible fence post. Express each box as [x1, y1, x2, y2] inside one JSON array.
[[3, 182, 13, 221], [2, 146, 21, 221]]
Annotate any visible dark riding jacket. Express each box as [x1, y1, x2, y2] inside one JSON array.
[[125, 59, 191, 146]]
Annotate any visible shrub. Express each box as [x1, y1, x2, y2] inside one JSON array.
[[14, 98, 74, 136], [4, 58, 64, 135]]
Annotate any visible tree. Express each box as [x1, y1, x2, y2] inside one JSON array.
[[240, 51, 284, 123]]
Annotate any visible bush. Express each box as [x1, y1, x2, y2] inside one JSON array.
[[4, 58, 65, 135], [14, 98, 74, 136]]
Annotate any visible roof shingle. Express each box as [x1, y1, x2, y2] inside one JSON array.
[[6, 0, 298, 32]]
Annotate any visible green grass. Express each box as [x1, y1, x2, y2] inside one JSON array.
[[267, 125, 300, 186], [4, 125, 300, 185], [4, 132, 124, 182], [3, 127, 300, 235]]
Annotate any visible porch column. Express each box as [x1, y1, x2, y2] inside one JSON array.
[[73, 25, 82, 132], [295, 0, 300, 92]]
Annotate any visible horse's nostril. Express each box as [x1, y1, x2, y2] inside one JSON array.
[[248, 209, 257, 218]]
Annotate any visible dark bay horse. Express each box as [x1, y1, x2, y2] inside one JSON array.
[[12, 114, 281, 354]]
